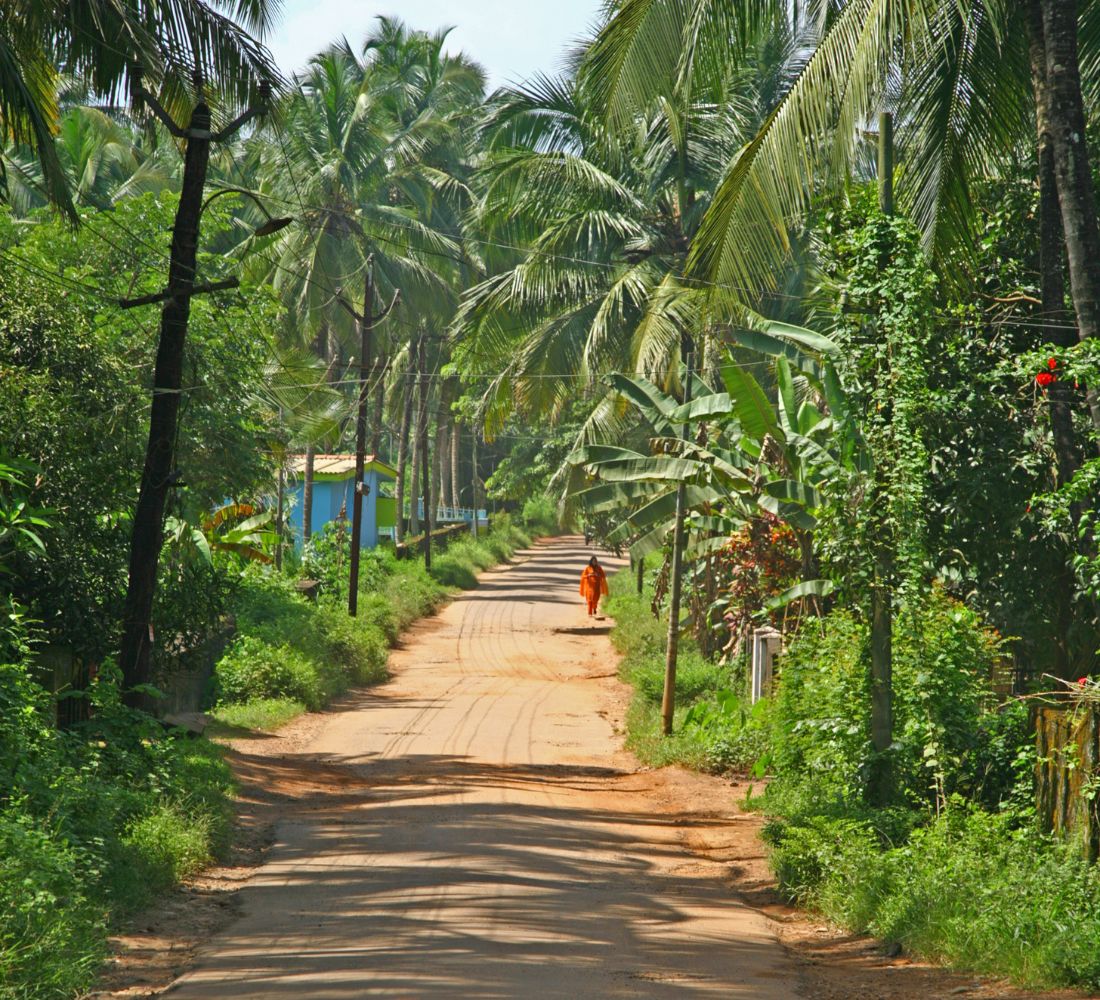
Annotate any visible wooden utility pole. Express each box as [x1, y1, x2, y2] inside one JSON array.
[[660, 343, 693, 736], [870, 111, 894, 802], [341, 258, 399, 616], [119, 80, 269, 709]]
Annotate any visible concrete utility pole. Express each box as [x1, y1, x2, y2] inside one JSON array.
[[336, 257, 399, 616], [418, 332, 433, 570], [118, 76, 274, 710], [660, 342, 693, 736], [471, 429, 480, 541]]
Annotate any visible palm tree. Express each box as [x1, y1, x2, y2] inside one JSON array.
[[244, 19, 485, 543], [585, 0, 1100, 433], [455, 66, 755, 442], [1, 0, 282, 218]]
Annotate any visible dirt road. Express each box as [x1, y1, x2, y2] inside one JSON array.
[[164, 537, 800, 998]]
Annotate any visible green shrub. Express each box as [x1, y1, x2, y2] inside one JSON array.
[[389, 559, 448, 627], [766, 586, 1003, 811], [356, 591, 399, 645], [213, 635, 325, 709], [521, 495, 558, 535], [0, 663, 234, 999], [764, 806, 1100, 990], [314, 602, 389, 686], [0, 808, 106, 1000], [119, 801, 214, 896]]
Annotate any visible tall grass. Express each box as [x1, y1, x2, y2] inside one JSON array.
[[0, 664, 234, 999], [210, 516, 530, 724], [604, 568, 738, 770]]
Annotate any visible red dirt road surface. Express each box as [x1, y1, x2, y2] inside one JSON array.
[[163, 537, 796, 998], [110, 537, 1082, 1000]]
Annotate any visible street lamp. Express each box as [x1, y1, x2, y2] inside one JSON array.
[[118, 189, 292, 309], [199, 186, 293, 237]]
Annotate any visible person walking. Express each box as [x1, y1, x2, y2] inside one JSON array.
[[579, 555, 609, 616]]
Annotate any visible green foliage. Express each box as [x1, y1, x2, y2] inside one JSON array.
[[0, 196, 279, 659], [213, 636, 326, 710], [211, 571, 392, 709], [428, 518, 530, 589], [766, 589, 1006, 811], [209, 697, 306, 733], [386, 559, 449, 630], [0, 808, 106, 1000], [764, 806, 1100, 990], [605, 568, 751, 771], [0, 663, 233, 998], [819, 207, 935, 606], [520, 494, 559, 535], [431, 538, 497, 589]]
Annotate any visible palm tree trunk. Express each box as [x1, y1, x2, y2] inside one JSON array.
[[395, 352, 414, 543], [1030, 0, 1082, 679], [408, 339, 422, 537], [434, 414, 448, 520], [302, 446, 316, 542], [370, 357, 385, 460], [420, 362, 435, 535], [302, 323, 332, 545], [1039, 0, 1100, 432], [450, 418, 461, 510]]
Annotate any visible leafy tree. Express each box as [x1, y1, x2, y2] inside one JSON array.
[[0, 195, 276, 658]]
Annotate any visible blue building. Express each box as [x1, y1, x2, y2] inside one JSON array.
[[287, 453, 397, 548]]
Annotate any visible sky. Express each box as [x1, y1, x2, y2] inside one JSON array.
[[264, 0, 604, 90]]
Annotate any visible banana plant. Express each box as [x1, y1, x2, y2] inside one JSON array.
[[164, 503, 277, 568], [569, 320, 868, 601]]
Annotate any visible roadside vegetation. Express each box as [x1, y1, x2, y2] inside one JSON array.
[[608, 559, 1100, 991], [209, 516, 534, 730], [7, 0, 1100, 997], [1, 507, 538, 998]]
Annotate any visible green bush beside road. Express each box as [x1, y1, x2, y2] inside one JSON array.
[[606, 564, 1100, 992]]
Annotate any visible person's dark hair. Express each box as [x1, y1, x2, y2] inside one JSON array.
[[588, 556, 599, 568]]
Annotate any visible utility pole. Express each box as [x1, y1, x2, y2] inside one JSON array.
[[338, 257, 399, 616], [118, 76, 270, 710], [417, 332, 433, 569], [870, 111, 894, 803], [660, 342, 693, 736], [471, 428, 480, 540]]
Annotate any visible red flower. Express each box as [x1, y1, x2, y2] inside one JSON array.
[[1048, 357, 1058, 370], [1079, 677, 1090, 687], [1036, 371, 1056, 388]]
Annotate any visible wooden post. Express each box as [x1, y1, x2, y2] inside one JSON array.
[[660, 345, 693, 736]]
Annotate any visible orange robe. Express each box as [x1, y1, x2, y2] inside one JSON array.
[[579, 565, 609, 614]]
